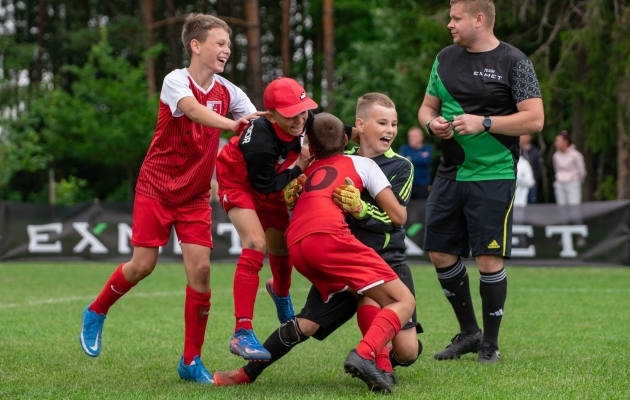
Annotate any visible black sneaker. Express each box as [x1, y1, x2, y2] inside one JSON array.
[[382, 369, 397, 386], [434, 330, 482, 360], [344, 349, 392, 393], [477, 342, 501, 364]]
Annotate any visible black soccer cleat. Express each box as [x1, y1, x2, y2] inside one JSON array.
[[477, 342, 501, 364], [383, 369, 397, 387], [344, 349, 392, 394], [434, 330, 482, 360]]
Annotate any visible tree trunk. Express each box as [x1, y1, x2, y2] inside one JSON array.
[[322, 0, 334, 111], [244, 0, 263, 109], [140, 0, 157, 95], [35, 0, 46, 82], [571, 95, 593, 201], [617, 74, 630, 199], [165, 0, 181, 69], [281, 0, 291, 76]]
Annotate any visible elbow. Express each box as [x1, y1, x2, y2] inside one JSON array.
[[531, 116, 544, 134], [391, 210, 407, 227]]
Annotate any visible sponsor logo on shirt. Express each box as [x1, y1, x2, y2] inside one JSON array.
[[473, 68, 503, 81], [242, 124, 254, 144], [207, 100, 222, 114]]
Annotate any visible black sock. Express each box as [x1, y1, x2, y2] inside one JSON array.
[[242, 324, 309, 381], [479, 268, 507, 348], [436, 258, 479, 334]]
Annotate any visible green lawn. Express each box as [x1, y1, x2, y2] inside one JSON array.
[[1, 262, 629, 399]]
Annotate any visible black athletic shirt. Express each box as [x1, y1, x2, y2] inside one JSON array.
[[345, 147, 413, 265], [426, 41, 542, 181]]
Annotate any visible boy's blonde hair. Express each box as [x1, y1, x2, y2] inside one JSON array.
[[450, 0, 495, 28], [356, 93, 396, 120], [181, 13, 231, 59], [307, 113, 346, 159]]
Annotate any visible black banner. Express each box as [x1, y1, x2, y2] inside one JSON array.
[[1, 200, 629, 265]]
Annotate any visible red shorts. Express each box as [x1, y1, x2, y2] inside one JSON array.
[[131, 193, 213, 248], [218, 187, 289, 231], [288, 231, 398, 302]]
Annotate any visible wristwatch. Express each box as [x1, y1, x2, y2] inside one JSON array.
[[425, 119, 436, 136], [482, 116, 492, 132]]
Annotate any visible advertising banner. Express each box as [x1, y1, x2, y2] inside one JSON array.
[[1, 200, 629, 265]]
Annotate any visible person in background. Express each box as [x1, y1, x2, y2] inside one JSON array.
[[515, 152, 535, 207], [519, 134, 543, 203], [553, 130, 586, 205], [398, 126, 433, 200]]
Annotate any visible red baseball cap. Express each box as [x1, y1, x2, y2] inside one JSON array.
[[264, 77, 318, 117]]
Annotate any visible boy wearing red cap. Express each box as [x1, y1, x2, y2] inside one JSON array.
[[216, 77, 354, 361]]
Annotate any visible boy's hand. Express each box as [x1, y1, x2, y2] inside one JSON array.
[[231, 111, 266, 133], [284, 174, 307, 210], [332, 177, 367, 219]]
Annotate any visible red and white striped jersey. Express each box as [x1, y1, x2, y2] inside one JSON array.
[[135, 69, 255, 207]]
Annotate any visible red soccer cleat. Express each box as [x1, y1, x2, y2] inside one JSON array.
[[214, 367, 251, 387]]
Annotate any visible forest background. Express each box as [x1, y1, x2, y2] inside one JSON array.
[[1, 0, 630, 205]]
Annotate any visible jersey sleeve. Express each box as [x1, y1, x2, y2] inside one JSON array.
[[356, 158, 413, 233], [160, 70, 194, 116], [350, 156, 391, 198], [511, 59, 542, 103], [217, 75, 257, 118], [426, 57, 440, 98]]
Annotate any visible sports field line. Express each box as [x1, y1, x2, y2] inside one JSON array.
[[1, 286, 628, 309]]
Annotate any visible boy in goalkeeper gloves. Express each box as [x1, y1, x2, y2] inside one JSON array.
[[215, 77, 357, 361], [214, 94, 420, 393], [271, 112, 415, 393]]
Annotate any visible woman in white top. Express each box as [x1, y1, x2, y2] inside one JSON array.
[[552, 130, 586, 205], [514, 156, 535, 207]]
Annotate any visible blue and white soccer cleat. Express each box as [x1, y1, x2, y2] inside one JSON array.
[[265, 278, 295, 324], [178, 356, 215, 384], [230, 328, 271, 361], [79, 304, 106, 357]]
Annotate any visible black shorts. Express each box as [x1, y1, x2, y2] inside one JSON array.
[[423, 176, 515, 258], [295, 261, 422, 339]]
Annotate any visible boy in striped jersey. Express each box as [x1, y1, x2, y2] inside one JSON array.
[[78, 14, 262, 384]]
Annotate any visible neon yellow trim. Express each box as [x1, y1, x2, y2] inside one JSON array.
[[502, 187, 516, 257]]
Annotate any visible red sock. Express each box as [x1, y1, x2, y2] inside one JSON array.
[[268, 254, 292, 297], [233, 249, 264, 332], [356, 308, 402, 360], [376, 345, 393, 372], [90, 263, 136, 315], [183, 285, 211, 365], [357, 305, 393, 371], [357, 304, 380, 335]]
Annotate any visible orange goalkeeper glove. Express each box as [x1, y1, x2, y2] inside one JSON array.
[[284, 174, 307, 211], [332, 177, 367, 219]]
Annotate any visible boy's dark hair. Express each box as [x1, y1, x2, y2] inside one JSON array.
[[307, 113, 346, 159], [182, 14, 231, 59]]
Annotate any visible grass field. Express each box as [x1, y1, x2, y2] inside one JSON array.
[[1, 262, 629, 399]]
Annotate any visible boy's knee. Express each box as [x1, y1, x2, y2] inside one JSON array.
[[242, 236, 267, 253]]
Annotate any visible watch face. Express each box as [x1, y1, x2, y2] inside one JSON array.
[[483, 118, 491, 129]]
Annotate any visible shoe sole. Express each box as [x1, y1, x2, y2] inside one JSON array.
[[344, 363, 391, 394], [229, 346, 271, 362]]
